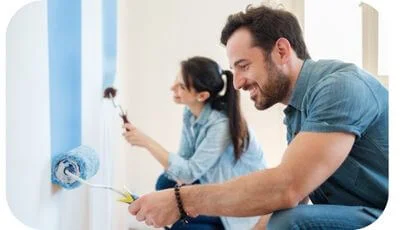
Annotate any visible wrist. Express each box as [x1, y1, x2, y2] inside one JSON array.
[[143, 136, 154, 149], [174, 184, 189, 223], [179, 186, 199, 218]]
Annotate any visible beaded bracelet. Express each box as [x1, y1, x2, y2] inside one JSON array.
[[174, 184, 189, 224]]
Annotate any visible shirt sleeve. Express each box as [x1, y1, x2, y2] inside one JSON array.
[[166, 120, 230, 184], [301, 73, 379, 138], [176, 125, 191, 158], [175, 107, 193, 159]]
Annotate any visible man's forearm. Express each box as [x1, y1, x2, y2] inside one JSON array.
[[181, 167, 296, 217]]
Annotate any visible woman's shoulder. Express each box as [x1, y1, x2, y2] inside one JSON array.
[[207, 109, 229, 126]]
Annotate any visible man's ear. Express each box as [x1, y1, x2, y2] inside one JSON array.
[[197, 91, 210, 102], [273, 37, 292, 65]]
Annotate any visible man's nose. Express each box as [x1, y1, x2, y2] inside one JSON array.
[[233, 73, 246, 90]]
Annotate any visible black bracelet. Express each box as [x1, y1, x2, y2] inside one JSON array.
[[174, 184, 189, 224]]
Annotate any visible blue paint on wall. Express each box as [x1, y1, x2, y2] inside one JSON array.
[[102, 0, 117, 89], [48, 0, 81, 155]]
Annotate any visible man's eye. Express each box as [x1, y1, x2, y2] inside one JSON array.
[[239, 64, 249, 70]]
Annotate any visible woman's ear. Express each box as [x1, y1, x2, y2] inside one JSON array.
[[197, 91, 210, 102]]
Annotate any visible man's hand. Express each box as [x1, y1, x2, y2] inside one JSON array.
[[128, 189, 180, 228]]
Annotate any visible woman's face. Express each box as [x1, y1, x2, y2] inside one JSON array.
[[170, 70, 198, 106]]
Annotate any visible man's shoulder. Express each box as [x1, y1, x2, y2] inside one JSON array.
[[307, 60, 373, 96], [312, 59, 357, 72]]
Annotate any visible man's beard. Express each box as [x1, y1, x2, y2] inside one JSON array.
[[255, 59, 290, 110]]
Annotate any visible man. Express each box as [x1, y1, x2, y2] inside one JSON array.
[[128, 5, 388, 229]]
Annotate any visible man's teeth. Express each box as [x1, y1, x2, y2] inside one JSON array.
[[250, 86, 256, 97]]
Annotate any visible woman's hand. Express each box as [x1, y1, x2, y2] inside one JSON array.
[[123, 123, 170, 168], [122, 123, 151, 148]]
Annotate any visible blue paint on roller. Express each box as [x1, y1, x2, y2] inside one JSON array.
[[52, 146, 99, 189]]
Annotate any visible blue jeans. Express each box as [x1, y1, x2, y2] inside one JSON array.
[[155, 173, 224, 230], [268, 204, 382, 230]]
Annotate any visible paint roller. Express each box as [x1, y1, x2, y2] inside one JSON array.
[[51, 145, 99, 189], [51, 145, 137, 203], [51, 88, 135, 201], [50, 92, 102, 189]]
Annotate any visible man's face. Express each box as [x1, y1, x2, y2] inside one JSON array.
[[226, 28, 290, 110]]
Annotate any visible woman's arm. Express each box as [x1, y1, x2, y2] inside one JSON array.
[[123, 123, 169, 168], [165, 120, 230, 184], [123, 119, 230, 184]]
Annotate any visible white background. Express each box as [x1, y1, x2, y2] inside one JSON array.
[[1, 0, 399, 229]]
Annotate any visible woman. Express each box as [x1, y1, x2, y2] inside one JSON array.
[[123, 56, 266, 230]]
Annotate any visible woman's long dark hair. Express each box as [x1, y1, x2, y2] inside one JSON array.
[[180, 56, 249, 160]]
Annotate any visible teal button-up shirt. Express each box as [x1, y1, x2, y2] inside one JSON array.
[[284, 59, 388, 210]]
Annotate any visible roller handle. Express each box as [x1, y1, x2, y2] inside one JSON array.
[[121, 114, 130, 131]]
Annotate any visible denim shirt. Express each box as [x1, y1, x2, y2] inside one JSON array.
[[284, 59, 388, 210], [166, 103, 267, 230]]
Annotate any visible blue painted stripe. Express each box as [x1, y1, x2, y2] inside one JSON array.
[[48, 0, 81, 155], [102, 0, 117, 88]]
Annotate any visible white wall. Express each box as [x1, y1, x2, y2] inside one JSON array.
[[81, 1, 129, 228], [6, 1, 125, 230], [6, 2, 91, 229], [304, 0, 362, 65], [6, 2, 60, 229], [81, 1, 113, 230], [360, 0, 389, 78]]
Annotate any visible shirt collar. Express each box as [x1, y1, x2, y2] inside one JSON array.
[[186, 103, 212, 126], [286, 59, 315, 111]]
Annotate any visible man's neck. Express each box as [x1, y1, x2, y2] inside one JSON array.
[[281, 58, 305, 105]]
